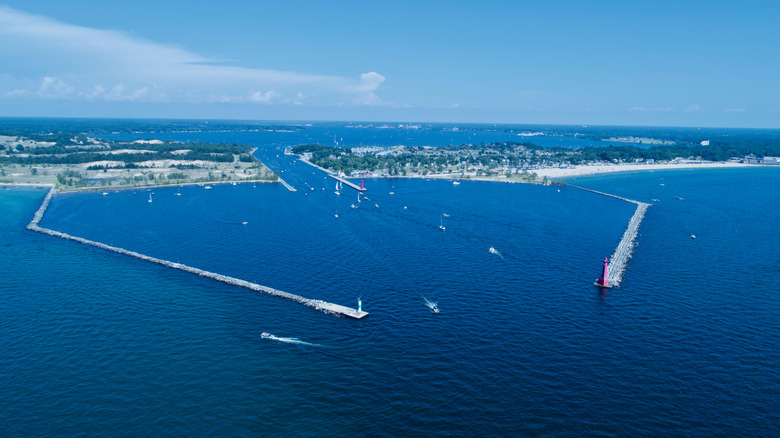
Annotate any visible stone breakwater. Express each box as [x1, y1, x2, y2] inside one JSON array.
[[567, 185, 651, 288], [605, 202, 649, 287], [26, 188, 367, 319]]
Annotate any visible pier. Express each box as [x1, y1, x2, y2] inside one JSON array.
[[328, 174, 367, 192], [278, 177, 297, 192], [568, 185, 651, 288], [27, 188, 367, 319]]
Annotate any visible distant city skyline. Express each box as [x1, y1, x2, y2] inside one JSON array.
[[1, 1, 778, 128]]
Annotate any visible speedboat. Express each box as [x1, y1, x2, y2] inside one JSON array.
[[261, 332, 272, 339], [690, 234, 696, 239], [432, 305, 439, 314]]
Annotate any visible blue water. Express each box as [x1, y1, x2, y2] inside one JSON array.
[[96, 123, 622, 149], [2, 148, 779, 435]]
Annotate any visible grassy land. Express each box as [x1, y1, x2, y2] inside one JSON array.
[[0, 135, 276, 192]]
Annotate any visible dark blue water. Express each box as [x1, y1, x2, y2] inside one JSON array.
[[97, 123, 622, 149], [2, 153, 779, 435]]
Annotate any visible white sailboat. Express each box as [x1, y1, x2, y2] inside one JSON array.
[[439, 214, 445, 231], [175, 186, 181, 196], [148, 192, 152, 203]]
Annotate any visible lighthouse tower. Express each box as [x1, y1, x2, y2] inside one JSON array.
[[595, 257, 610, 288]]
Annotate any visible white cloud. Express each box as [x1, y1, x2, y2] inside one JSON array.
[[684, 105, 701, 112], [630, 106, 676, 112], [723, 107, 747, 112], [4, 88, 30, 98], [348, 72, 387, 105], [0, 6, 386, 107], [38, 76, 76, 98], [249, 90, 281, 104]]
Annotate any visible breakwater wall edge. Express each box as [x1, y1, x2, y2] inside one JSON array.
[[26, 188, 364, 319], [567, 185, 651, 288]]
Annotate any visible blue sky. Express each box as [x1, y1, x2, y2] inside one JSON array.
[[0, 0, 778, 128]]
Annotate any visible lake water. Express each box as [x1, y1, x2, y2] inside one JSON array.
[[1, 131, 779, 436]]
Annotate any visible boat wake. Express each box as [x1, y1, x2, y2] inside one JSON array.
[[261, 332, 323, 347], [422, 296, 440, 314], [489, 246, 504, 259]]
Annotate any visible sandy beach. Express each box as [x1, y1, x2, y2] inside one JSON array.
[[531, 161, 755, 179]]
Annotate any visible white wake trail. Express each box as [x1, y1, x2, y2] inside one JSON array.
[[262, 333, 323, 347]]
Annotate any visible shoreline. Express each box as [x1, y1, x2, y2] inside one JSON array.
[[530, 161, 760, 179], [1, 179, 276, 194]]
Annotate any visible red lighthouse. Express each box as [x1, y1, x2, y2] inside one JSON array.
[[594, 257, 610, 288]]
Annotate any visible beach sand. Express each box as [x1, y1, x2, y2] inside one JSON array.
[[531, 162, 754, 179]]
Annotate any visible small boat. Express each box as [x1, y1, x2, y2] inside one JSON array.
[[261, 332, 272, 339], [439, 214, 446, 231], [431, 304, 439, 314], [204, 185, 212, 190], [148, 193, 152, 203], [453, 181, 460, 185], [242, 221, 248, 225], [690, 234, 696, 239], [175, 186, 181, 196], [351, 204, 357, 209], [102, 192, 108, 196]]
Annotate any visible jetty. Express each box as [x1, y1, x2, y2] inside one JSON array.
[[328, 174, 367, 192], [26, 188, 367, 319], [278, 177, 297, 192], [568, 185, 651, 288]]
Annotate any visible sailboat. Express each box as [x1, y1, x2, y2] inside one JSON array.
[[439, 214, 446, 231], [334, 181, 340, 196], [357, 191, 361, 203], [175, 186, 181, 196], [148, 192, 152, 203]]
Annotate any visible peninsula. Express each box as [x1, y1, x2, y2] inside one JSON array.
[[291, 140, 778, 183], [0, 133, 276, 191]]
